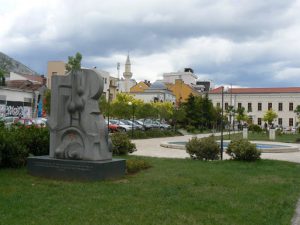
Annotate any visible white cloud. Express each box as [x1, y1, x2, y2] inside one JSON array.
[[1, 0, 300, 87]]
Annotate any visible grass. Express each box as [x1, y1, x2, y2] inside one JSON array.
[[1, 157, 300, 225], [221, 131, 300, 143]]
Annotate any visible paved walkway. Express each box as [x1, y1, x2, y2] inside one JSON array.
[[131, 132, 300, 163]]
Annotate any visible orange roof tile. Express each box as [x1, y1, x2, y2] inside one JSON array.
[[210, 87, 300, 94]]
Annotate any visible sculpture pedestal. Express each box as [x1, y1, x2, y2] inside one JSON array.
[[243, 128, 248, 139], [269, 128, 276, 140], [27, 156, 126, 181]]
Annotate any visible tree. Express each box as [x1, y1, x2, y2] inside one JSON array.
[[294, 105, 300, 126], [263, 109, 278, 127], [0, 56, 11, 86], [43, 89, 51, 115], [65, 52, 82, 72], [153, 102, 173, 122], [235, 107, 248, 129], [110, 93, 143, 119]]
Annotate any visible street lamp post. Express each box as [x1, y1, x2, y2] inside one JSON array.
[[107, 88, 110, 133], [128, 102, 134, 138], [220, 86, 224, 160]]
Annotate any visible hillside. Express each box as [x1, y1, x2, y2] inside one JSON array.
[[0, 51, 39, 75]]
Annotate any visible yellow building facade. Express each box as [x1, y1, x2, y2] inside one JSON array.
[[167, 79, 200, 104], [130, 81, 150, 93]]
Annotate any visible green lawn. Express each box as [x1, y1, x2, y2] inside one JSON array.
[[221, 131, 300, 143], [1, 157, 300, 225]]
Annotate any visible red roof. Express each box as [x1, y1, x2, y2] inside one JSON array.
[[21, 74, 45, 83], [210, 87, 300, 94]]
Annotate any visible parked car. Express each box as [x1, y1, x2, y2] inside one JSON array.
[[2, 117, 19, 127], [110, 119, 133, 132], [32, 118, 47, 127], [14, 118, 34, 127], [105, 120, 119, 133], [120, 119, 144, 130], [137, 119, 159, 130]]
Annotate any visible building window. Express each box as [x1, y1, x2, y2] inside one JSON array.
[[258, 118, 262, 125], [289, 118, 293, 126], [216, 102, 220, 108], [289, 102, 293, 111], [238, 103, 242, 109], [258, 103, 262, 111], [278, 118, 282, 126], [104, 78, 107, 84], [278, 103, 283, 111], [248, 103, 252, 112], [52, 72, 58, 75], [268, 103, 272, 110], [225, 102, 228, 110]]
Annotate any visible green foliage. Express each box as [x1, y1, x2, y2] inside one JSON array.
[[183, 93, 216, 130], [44, 89, 51, 115], [263, 109, 278, 125], [294, 105, 300, 125], [111, 132, 136, 155], [153, 101, 173, 121], [17, 126, 50, 156], [235, 107, 248, 127], [0, 128, 28, 168], [98, 95, 108, 116], [0, 126, 49, 168], [126, 158, 151, 174], [65, 52, 82, 72], [131, 129, 181, 139], [186, 136, 220, 160], [248, 124, 263, 133], [226, 138, 261, 161]]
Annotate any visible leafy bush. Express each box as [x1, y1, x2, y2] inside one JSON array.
[[111, 132, 136, 155], [226, 138, 261, 161], [17, 126, 49, 156], [126, 158, 151, 174], [186, 136, 220, 160], [186, 125, 196, 133], [248, 124, 262, 133], [0, 128, 28, 168]]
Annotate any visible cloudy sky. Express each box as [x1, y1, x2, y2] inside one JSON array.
[[1, 0, 300, 87]]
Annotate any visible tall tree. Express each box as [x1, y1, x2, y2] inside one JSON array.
[[235, 107, 248, 129], [65, 52, 82, 72], [294, 105, 300, 126], [263, 109, 278, 126]]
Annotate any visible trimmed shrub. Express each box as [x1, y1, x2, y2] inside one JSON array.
[[186, 136, 220, 160], [130, 129, 182, 139], [226, 138, 261, 161], [111, 132, 136, 155], [0, 128, 28, 168], [248, 124, 262, 133], [17, 126, 50, 156], [126, 158, 151, 174]]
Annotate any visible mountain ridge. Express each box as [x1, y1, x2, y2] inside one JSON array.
[[0, 51, 39, 76]]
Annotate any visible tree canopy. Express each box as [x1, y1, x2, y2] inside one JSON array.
[[65, 52, 82, 72]]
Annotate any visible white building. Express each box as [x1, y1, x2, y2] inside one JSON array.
[[131, 80, 176, 103], [209, 87, 300, 128], [163, 68, 198, 85], [0, 86, 35, 118]]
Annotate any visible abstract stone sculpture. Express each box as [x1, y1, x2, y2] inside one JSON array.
[[48, 69, 112, 161]]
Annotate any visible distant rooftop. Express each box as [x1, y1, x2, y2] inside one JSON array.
[[210, 87, 300, 94]]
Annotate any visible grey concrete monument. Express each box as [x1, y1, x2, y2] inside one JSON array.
[[27, 69, 125, 181]]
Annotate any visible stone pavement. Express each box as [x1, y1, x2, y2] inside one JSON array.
[[131, 132, 300, 163]]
